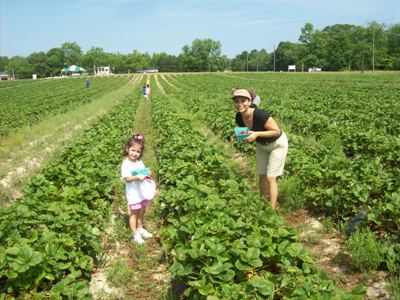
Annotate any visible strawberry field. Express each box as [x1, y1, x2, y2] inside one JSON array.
[[0, 73, 399, 299]]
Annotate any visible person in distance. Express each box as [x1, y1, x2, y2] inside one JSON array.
[[232, 89, 288, 208]]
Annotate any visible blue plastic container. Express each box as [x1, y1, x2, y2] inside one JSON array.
[[131, 167, 150, 176], [234, 127, 250, 141]]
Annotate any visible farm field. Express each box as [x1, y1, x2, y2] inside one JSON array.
[[0, 72, 399, 299]]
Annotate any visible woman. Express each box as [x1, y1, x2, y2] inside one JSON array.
[[232, 89, 288, 208]]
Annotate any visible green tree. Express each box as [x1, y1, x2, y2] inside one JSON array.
[[299, 23, 315, 45], [81, 47, 109, 74], [318, 24, 366, 71], [122, 51, 150, 73], [386, 24, 400, 69], [61, 42, 83, 66], [181, 39, 223, 72], [248, 49, 270, 71], [230, 51, 248, 71], [150, 52, 182, 72], [47, 47, 64, 76], [0, 56, 9, 71], [365, 22, 389, 70], [27, 51, 50, 78], [107, 52, 126, 73], [298, 23, 320, 70], [275, 42, 301, 71], [5, 56, 32, 79]]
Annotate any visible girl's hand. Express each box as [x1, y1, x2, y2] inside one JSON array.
[[136, 174, 146, 181], [244, 131, 257, 142]]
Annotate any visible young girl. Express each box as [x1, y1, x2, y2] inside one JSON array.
[[121, 134, 155, 244]]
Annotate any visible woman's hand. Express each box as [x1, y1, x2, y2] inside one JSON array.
[[244, 131, 258, 142]]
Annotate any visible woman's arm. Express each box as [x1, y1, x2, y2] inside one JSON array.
[[245, 117, 281, 142]]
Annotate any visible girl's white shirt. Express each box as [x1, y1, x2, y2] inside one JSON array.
[[121, 158, 146, 205]]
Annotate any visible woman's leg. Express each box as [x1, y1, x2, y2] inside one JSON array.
[[267, 176, 278, 208], [259, 174, 269, 200], [259, 174, 278, 208]]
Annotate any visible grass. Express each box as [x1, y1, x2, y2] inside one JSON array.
[[106, 259, 135, 288]]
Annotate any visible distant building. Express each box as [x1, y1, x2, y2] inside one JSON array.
[[136, 67, 159, 73], [308, 67, 322, 72], [0, 71, 15, 81], [95, 66, 112, 76]]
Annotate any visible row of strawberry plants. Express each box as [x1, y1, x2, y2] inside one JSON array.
[[158, 74, 400, 278], [148, 87, 355, 299], [0, 75, 132, 137], [159, 74, 399, 234], [0, 92, 139, 298]]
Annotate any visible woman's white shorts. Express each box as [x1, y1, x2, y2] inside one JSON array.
[[255, 132, 288, 177]]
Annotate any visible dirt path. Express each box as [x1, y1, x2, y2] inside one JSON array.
[[0, 75, 141, 206], [160, 74, 178, 89]]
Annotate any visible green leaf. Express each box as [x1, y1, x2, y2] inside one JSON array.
[[45, 273, 56, 281], [235, 259, 249, 271], [58, 262, 72, 269], [169, 261, 192, 276], [219, 269, 235, 282], [13, 245, 42, 267], [250, 276, 275, 296], [204, 261, 224, 275], [6, 270, 18, 279]]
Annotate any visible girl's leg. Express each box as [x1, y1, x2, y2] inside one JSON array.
[[137, 206, 153, 238], [129, 209, 140, 233], [137, 207, 146, 229]]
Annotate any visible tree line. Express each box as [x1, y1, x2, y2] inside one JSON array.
[[1, 21, 399, 79]]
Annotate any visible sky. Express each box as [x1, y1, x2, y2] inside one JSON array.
[[1, 0, 399, 58]]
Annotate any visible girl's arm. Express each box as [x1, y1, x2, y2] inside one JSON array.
[[124, 174, 146, 183], [245, 117, 281, 142]]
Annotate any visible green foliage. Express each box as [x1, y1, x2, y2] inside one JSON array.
[[150, 87, 346, 298], [0, 88, 140, 297], [0, 75, 131, 137], [345, 229, 384, 273], [181, 38, 223, 72], [278, 176, 305, 210]]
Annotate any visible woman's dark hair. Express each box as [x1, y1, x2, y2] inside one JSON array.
[[122, 134, 145, 158]]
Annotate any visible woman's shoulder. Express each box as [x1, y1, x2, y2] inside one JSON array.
[[254, 107, 270, 119]]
